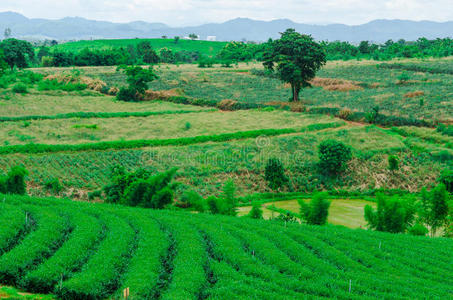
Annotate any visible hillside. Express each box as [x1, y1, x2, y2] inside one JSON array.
[[0, 194, 452, 299], [53, 38, 227, 57], [1, 11, 452, 42]]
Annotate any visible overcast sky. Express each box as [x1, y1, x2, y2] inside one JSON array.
[[1, 0, 452, 26]]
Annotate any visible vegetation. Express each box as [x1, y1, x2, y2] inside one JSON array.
[[318, 140, 352, 175], [299, 192, 331, 225], [0, 195, 452, 299], [263, 29, 326, 101]]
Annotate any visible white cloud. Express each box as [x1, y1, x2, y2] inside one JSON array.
[[0, 0, 452, 26]]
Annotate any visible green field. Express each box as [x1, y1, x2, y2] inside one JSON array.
[[54, 38, 227, 57], [238, 198, 375, 228], [0, 194, 452, 299]]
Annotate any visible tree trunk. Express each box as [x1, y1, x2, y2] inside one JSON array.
[[291, 82, 301, 102]]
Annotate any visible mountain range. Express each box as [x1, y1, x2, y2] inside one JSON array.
[[0, 11, 452, 43]]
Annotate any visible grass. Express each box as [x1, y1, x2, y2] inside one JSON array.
[[0, 93, 211, 117], [54, 38, 228, 57], [0, 194, 452, 299], [0, 110, 337, 145], [0, 286, 54, 299], [238, 198, 376, 228], [0, 125, 445, 198]]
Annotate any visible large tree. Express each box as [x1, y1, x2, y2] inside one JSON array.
[[263, 29, 326, 102], [0, 50, 8, 75], [0, 39, 34, 70]]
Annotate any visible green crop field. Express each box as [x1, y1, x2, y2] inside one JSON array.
[[0, 194, 452, 299], [0, 39, 452, 299], [53, 38, 227, 57]]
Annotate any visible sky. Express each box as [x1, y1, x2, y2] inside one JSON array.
[[1, 0, 452, 26]]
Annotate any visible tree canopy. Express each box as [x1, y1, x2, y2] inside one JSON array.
[[263, 29, 326, 102], [0, 38, 34, 70]]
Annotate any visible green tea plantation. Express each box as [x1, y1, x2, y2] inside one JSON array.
[[0, 195, 452, 299]]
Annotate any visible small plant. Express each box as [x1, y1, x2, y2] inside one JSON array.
[[247, 201, 263, 219], [12, 83, 27, 94], [398, 72, 410, 84], [72, 124, 98, 130], [184, 122, 191, 131], [318, 140, 352, 175], [44, 177, 63, 195], [388, 155, 399, 171], [419, 98, 424, 107], [408, 223, 428, 236]]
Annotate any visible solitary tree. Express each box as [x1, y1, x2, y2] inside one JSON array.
[[263, 29, 326, 102], [420, 184, 449, 237], [0, 39, 34, 70], [189, 33, 198, 40], [174, 36, 180, 44], [4, 28, 11, 39], [116, 65, 158, 101]]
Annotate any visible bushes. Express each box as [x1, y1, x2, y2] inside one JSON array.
[[180, 190, 206, 212], [11, 83, 27, 94], [265, 158, 288, 192], [388, 155, 399, 171], [207, 180, 238, 216], [299, 192, 331, 225], [0, 166, 28, 195], [318, 140, 352, 175], [364, 194, 416, 233], [116, 65, 158, 102], [247, 201, 263, 219], [103, 166, 177, 209], [439, 169, 452, 193], [37, 79, 87, 92]]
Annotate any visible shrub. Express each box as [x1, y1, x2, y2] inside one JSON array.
[[318, 140, 352, 175], [43, 178, 63, 194], [438, 169, 452, 193], [338, 108, 352, 120], [299, 192, 331, 225], [397, 72, 410, 84], [184, 122, 191, 131], [265, 158, 288, 192], [180, 190, 206, 212], [364, 194, 416, 233], [116, 87, 139, 102], [103, 166, 177, 209], [247, 201, 263, 219], [408, 223, 428, 236], [12, 83, 27, 94], [0, 166, 28, 195], [388, 155, 399, 171]]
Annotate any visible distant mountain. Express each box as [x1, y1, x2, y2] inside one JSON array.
[[0, 12, 452, 43]]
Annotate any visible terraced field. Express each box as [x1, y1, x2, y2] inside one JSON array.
[[0, 194, 452, 299]]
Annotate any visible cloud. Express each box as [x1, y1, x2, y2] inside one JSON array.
[[0, 0, 451, 26]]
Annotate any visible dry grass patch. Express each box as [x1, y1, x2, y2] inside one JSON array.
[[404, 91, 425, 98], [217, 99, 238, 111], [43, 73, 107, 92], [144, 88, 184, 100], [309, 77, 363, 91]]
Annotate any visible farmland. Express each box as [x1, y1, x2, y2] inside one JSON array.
[[0, 35, 452, 299], [0, 194, 452, 299], [53, 38, 227, 57]]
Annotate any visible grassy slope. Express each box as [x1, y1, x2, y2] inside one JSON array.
[[53, 38, 227, 57], [0, 195, 452, 299]]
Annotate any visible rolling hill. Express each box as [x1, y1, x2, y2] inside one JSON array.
[[0, 11, 452, 42]]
